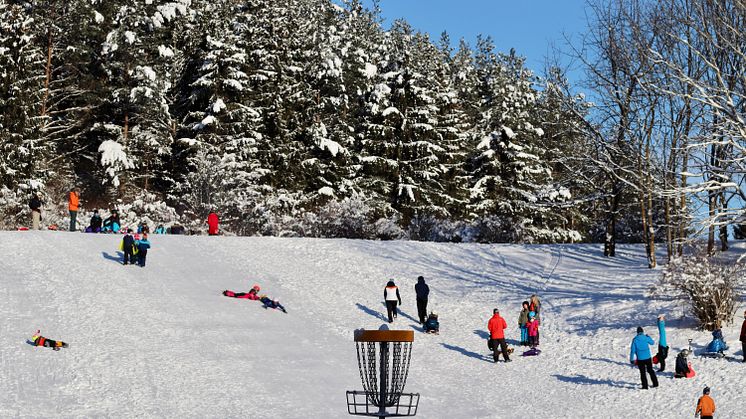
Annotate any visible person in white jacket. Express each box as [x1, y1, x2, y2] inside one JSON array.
[[384, 280, 402, 323]]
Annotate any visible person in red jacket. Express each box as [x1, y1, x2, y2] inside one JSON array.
[[488, 308, 511, 362], [740, 310, 746, 363], [207, 211, 219, 235]]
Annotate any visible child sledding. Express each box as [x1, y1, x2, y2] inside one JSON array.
[[30, 330, 68, 351], [222, 284, 287, 313], [423, 312, 439, 334], [674, 349, 696, 378], [223, 285, 261, 300], [701, 325, 728, 358]]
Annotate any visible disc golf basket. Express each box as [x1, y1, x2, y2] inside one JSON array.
[[346, 329, 419, 417]]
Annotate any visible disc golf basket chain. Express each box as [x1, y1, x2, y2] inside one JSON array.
[[347, 330, 419, 417]]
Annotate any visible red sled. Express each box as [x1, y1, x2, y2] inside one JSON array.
[[653, 355, 658, 364], [686, 364, 696, 378], [18, 227, 29, 231]]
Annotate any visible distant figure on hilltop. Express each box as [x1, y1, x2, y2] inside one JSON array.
[[207, 211, 219, 236], [630, 326, 658, 389], [88, 210, 102, 233], [384, 280, 401, 323], [68, 188, 80, 231], [29, 192, 43, 230]]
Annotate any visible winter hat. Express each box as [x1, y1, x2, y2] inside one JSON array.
[[636, 326, 644, 334], [134, 233, 141, 240], [387, 280, 396, 287], [657, 314, 665, 320], [493, 308, 499, 314], [417, 276, 424, 282], [522, 301, 529, 308], [529, 311, 536, 318], [703, 386, 710, 395], [252, 284, 261, 291]]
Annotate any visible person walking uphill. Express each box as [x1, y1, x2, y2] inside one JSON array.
[[414, 276, 429, 324], [384, 280, 401, 323], [488, 308, 510, 363], [740, 310, 746, 363], [68, 188, 80, 231], [655, 314, 669, 372], [207, 211, 219, 236], [695, 387, 716, 419], [630, 326, 658, 389]]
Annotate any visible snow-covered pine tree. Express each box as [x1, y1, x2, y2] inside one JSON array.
[[0, 1, 54, 222], [467, 39, 572, 243]]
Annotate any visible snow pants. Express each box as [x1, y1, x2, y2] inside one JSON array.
[[69, 210, 77, 231], [742, 342, 746, 362], [520, 326, 528, 345], [386, 300, 398, 323], [416, 298, 428, 324], [656, 345, 669, 371], [123, 247, 136, 265], [138, 249, 148, 267], [491, 338, 510, 362], [32, 211, 41, 230], [637, 358, 658, 389]]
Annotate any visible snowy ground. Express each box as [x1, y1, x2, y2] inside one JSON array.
[[1, 231, 744, 418]]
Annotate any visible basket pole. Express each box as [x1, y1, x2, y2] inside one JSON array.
[[379, 341, 388, 417]]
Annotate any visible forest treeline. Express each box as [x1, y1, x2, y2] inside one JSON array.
[[1, 0, 744, 264]]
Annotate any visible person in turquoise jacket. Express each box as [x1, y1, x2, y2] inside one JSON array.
[[136, 233, 151, 267], [630, 326, 658, 389], [654, 314, 669, 372]]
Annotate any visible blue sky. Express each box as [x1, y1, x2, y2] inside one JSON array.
[[361, 0, 589, 81]]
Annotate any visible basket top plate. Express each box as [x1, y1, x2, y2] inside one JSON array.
[[354, 329, 414, 343]]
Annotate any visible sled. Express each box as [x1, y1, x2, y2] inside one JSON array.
[[700, 351, 726, 359], [522, 348, 542, 357]]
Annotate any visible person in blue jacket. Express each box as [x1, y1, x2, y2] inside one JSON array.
[[654, 314, 669, 372], [136, 233, 151, 267], [630, 326, 658, 389]]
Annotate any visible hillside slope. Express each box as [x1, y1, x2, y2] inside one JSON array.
[[0, 232, 743, 418]]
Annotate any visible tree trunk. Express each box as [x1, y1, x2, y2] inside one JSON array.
[[41, 30, 53, 118]]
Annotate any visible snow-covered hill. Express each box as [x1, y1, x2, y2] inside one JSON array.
[[1, 232, 743, 418]]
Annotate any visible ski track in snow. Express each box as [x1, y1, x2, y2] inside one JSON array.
[[1, 232, 744, 418]]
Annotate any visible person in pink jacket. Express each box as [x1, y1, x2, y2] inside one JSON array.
[[526, 312, 540, 348], [223, 284, 260, 300]]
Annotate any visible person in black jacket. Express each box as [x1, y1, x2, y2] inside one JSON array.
[[89, 210, 103, 233], [121, 230, 136, 265], [414, 276, 430, 324]]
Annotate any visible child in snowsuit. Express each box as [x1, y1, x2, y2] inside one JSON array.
[[706, 326, 727, 354], [30, 330, 68, 351], [674, 349, 695, 378], [121, 230, 136, 265], [526, 311, 539, 348], [654, 314, 669, 372], [518, 301, 530, 346], [424, 312, 439, 334], [529, 295, 542, 344], [223, 285, 261, 300], [260, 296, 287, 313], [136, 233, 151, 267]]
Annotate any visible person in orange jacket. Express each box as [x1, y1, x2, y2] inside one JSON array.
[[207, 211, 219, 235], [695, 386, 715, 418], [488, 308, 510, 362], [68, 188, 80, 231]]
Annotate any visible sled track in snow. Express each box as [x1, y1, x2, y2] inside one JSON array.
[[538, 246, 561, 293]]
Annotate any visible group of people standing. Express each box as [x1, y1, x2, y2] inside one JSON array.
[[383, 277, 439, 334]]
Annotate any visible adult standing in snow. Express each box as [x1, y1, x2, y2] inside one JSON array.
[[655, 314, 669, 372], [630, 326, 658, 389], [68, 187, 80, 231], [488, 308, 510, 362], [384, 280, 401, 323], [414, 276, 429, 324], [207, 211, 219, 236], [740, 310, 746, 363], [695, 387, 716, 419], [29, 192, 42, 230]]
